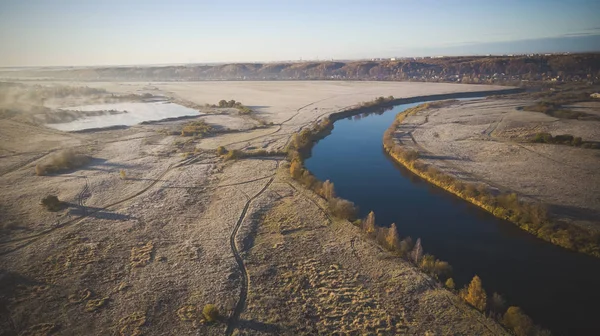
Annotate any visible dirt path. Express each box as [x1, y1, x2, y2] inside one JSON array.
[[0, 154, 213, 255], [225, 164, 278, 336]]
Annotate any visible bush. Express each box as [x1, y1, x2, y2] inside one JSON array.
[[532, 132, 553, 143], [180, 120, 213, 137], [445, 278, 455, 290], [35, 150, 90, 176], [489, 292, 506, 316], [398, 237, 413, 257], [432, 260, 452, 279], [202, 304, 220, 323], [41, 195, 63, 212], [215, 99, 253, 114], [532, 132, 595, 148], [503, 306, 533, 336], [328, 198, 357, 220], [223, 150, 241, 161], [216, 146, 228, 156]]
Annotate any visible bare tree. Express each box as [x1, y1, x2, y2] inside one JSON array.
[[321, 180, 335, 200], [412, 238, 423, 264], [363, 211, 376, 235], [386, 223, 401, 251]]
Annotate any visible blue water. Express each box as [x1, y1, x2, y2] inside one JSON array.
[[305, 101, 600, 336]]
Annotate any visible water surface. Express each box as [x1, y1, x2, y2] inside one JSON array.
[[305, 101, 600, 336], [48, 102, 199, 131]]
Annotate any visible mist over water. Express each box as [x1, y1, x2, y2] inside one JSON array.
[[46, 102, 199, 131]]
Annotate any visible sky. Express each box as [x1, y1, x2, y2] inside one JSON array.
[[0, 0, 599, 67]]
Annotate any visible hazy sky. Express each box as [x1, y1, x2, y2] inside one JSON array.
[[1, 0, 599, 66]]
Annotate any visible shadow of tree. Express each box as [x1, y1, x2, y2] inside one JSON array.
[[549, 204, 600, 223], [66, 203, 135, 221], [237, 319, 283, 334]]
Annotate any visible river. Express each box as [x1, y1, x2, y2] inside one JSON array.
[[304, 99, 600, 335]]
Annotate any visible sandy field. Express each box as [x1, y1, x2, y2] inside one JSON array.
[[0, 81, 509, 335], [396, 98, 600, 231]]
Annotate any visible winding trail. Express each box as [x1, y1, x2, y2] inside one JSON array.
[[76, 176, 90, 215], [225, 162, 278, 336], [0, 155, 211, 255], [224, 95, 341, 149]]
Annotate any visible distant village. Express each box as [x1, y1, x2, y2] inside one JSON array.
[[1, 53, 598, 85]]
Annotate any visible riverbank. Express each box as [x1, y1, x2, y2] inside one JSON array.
[[382, 100, 600, 258], [1, 81, 520, 335], [302, 96, 600, 335]]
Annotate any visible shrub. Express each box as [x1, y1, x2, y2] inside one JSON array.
[[119, 169, 127, 180], [202, 304, 220, 323], [362, 211, 376, 236], [180, 120, 213, 137], [215, 99, 253, 114], [41, 195, 63, 212], [35, 150, 90, 175], [320, 180, 336, 200], [553, 134, 574, 144], [328, 198, 357, 220], [445, 278, 455, 290], [216, 146, 228, 156], [489, 292, 506, 316], [503, 306, 533, 336], [223, 149, 241, 161], [299, 170, 319, 189], [432, 260, 452, 279], [398, 237, 413, 257], [419, 254, 436, 273], [464, 183, 478, 198]]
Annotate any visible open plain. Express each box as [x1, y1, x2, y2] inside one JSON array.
[[1, 81, 519, 335]]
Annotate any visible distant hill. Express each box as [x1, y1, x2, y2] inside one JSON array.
[[1, 53, 599, 84]]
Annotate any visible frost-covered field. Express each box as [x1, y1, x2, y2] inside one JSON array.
[[1, 81, 511, 335]]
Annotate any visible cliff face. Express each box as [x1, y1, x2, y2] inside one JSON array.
[[3, 54, 599, 83]]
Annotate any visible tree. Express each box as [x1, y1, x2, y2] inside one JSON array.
[[503, 306, 533, 336], [300, 170, 317, 189], [328, 198, 357, 220], [321, 180, 335, 200], [385, 223, 401, 251], [463, 275, 487, 311], [398, 236, 413, 257], [363, 211, 376, 235], [218, 100, 227, 108], [411, 238, 423, 264], [445, 278, 455, 290], [420, 254, 435, 273], [490, 292, 506, 316], [289, 160, 302, 179], [433, 260, 452, 279]]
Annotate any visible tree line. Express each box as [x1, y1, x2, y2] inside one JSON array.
[[13, 53, 600, 83], [383, 102, 600, 258], [285, 98, 549, 335], [205, 99, 253, 114]]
